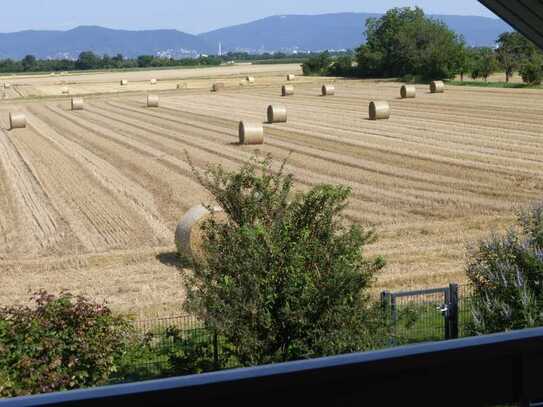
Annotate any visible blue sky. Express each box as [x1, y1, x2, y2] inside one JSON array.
[[3, 0, 496, 33]]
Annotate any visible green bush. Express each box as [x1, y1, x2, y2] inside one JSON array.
[[0, 291, 131, 397], [520, 59, 543, 85], [183, 154, 388, 367], [302, 52, 332, 76], [467, 203, 543, 335]]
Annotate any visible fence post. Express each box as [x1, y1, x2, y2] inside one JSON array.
[[448, 284, 459, 340], [380, 291, 390, 313]]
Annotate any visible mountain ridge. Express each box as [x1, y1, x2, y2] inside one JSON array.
[[0, 12, 511, 59]]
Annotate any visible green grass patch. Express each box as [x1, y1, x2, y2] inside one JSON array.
[[446, 80, 542, 89]]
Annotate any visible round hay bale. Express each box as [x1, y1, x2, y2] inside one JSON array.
[[287, 74, 296, 81], [282, 85, 294, 97], [4, 83, 11, 89], [267, 105, 287, 123], [71, 97, 84, 111], [9, 113, 26, 129], [177, 83, 187, 89], [120, 79, 128, 86], [212, 82, 225, 92], [239, 121, 264, 145], [175, 205, 225, 260], [61, 86, 69, 95], [150, 78, 157, 85], [322, 84, 335, 96], [246, 76, 255, 83], [430, 81, 445, 93], [369, 101, 391, 120], [401, 85, 416, 99], [147, 95, 159, 108]]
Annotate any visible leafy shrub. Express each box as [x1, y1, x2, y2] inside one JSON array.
[[184, 154, 388, 366], [520, 59, 543, 85], [302, 52, 332, 76], [0, 291, 131, 397], [467, 203, 543, 335]]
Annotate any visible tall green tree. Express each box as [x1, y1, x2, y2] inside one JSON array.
[[356, 7, 465, 80], [496, 32, 538, 82], [76, 51, 100, 70], [21, 55, 37, 71]]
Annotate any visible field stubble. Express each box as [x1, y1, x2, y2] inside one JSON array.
[[0, 66, 542, 317]]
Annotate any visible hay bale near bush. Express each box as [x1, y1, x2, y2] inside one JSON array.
[[212, 82, 225, 92], [282, 85, 294, 97], [287, 74, 296, 81], [71, 97, 84, 111], [267, 105, 287, 123], [239, 121, 264, 145], [120, 79, 128, 86], [401, 85, 416, 99], [175, 205, 225, 260], [246, 76, 255, 83], [369, 101, 391, 120], [430, 81, 445, 93], [147, 95, 159, 108], [9, 113, 26, 129], [322, 84, 335, 96], [150, 78, 157, 85]]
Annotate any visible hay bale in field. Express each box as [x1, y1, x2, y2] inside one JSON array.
[[120, 79, 128, 86], [401, 85, 416, 99], [150, 78, 157, 85], [267, 105, 287, 123], [147, 94, 159, 108], [282, 85, 294, 96], [239, 121, 264, 145], [175, 205, 225, 260], [246, 76, 255, 83], [4, 83, 11, 89], [430, 81, 445, 93], [369, 101, 391, 120], [61, 86, 69, 95], [177, 83, 187, 89], [212, 82, 225, 92], [322, 84, 335, 96], [71, 97, 84, 111], [9, 113, 26, 129], [287, 74, 296, 81]]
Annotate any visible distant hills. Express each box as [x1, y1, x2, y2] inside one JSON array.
[[0, 13, 511, 60]]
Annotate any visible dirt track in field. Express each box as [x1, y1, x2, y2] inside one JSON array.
[[1, 65, 542, 317]]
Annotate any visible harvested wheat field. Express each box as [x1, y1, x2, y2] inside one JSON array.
[[1, 67, 542, 318]]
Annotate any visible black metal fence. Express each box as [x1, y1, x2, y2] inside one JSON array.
[[119, 283, 475, 382]]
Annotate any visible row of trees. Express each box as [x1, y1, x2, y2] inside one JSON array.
[[303, 7, 543, 85], [0, 51, 308, 74]]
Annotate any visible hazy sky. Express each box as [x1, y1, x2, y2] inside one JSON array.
[[2, 0, 496, 34]]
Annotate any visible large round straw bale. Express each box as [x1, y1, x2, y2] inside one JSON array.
[[282, 85, 294, 96], [9, 113, 26, 129], [369, 101, 391, 120], [239, 121, 264, 145], [147, 94, 159, 108], [287, 74, 296, 81], [246, 76, 255, 83], [120, 79, 128, 86], [4, 83, 11, 89], [71, 97, 84, 111], [150, 78, 157, 85], [61, 86, 69, 94], [175, 205, 225, 260], [267, 105, 287, 123], [430, 81, 445, 93], [401, 85, 416, 99], [322, 84, 335, 96], [177, 83, 187, 89], [212, 82, 225, 92]]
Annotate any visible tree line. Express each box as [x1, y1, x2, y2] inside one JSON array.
[[0, 51, 309, 74], [303, 7, 543, 85]]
